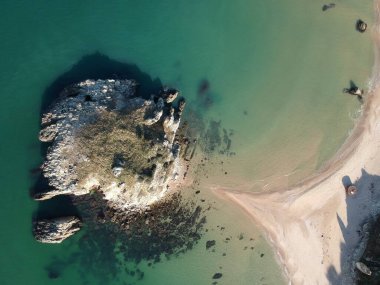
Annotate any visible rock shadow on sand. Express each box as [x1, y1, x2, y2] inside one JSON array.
[[327, 169, 380, 284]]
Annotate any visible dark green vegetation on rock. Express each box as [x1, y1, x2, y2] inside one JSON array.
[[75, 109, 168, 188]]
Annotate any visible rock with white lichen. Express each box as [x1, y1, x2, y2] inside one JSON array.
[[356, 261, 372, 276], [37, 79, 185, 211], [33, 216, 81, 243], [31, 76, 209, 256]]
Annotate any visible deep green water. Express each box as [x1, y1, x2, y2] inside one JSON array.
[[0, 0, 374, 284]]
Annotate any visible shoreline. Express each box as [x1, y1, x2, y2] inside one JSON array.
[[213, 1, 380, 284]]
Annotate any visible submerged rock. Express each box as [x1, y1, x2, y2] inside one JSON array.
[[212, 273, 223, 279], [206, 240, 216, 250], [33, 216, 81, 243], [161, 88, 178, 103], [356, 20, 367, 33], [322, 3, 335, 12], [39, 124, 58, 142]]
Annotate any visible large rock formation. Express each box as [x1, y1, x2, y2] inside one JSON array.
[[34, 79, 186, 243], [33, 216, 81, 243]]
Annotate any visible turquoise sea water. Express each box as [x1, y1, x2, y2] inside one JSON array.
[[0, 0, 373, 284]]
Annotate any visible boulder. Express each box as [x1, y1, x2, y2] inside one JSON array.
[[206, 240, 216, 249], [356, 261, 372, 276], [162, 89, 178, 103], [322, 3, 335, 11], [344, 86, 364, 96], [39, 124, 58, 142], [212, 273, 223, 279], [356, 20, 367, 33], [33, 216, 81, 243]]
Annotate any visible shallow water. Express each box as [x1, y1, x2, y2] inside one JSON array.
[[0, 0, 374, 284]]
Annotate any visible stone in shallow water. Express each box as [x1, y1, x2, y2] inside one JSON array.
[[47, 269, 60, 279], [206, 240, 216, 250], [38, 124, 58, 142], [212, 273, 223, 279], [33, 216, 81, 243]]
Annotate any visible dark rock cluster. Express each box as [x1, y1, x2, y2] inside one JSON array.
[[72, 191, 207, 263], [33, 216, 81, 243], [322, 3, 335, 12]]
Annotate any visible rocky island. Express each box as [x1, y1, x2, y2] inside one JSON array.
[[33, 78, 188, 243]]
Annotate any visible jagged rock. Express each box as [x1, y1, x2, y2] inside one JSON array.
[[178, 98, 186, 113], [344, 86, 364, 96], [33, 190, 72, 201], [33, 216, 81, 243], [356, 20, 367, 33], [346, 184, 357, 196], [143, 98, 164, 125], [206, 240, 216, 249], [356, 262, 372, 276], [198, 79, 210, 95], [39, 124, 58, 142], [162, 88, 178, 103], [36, 79, 185, 209]]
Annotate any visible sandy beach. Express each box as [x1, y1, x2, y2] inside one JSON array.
[[214, 1, 380, 284]]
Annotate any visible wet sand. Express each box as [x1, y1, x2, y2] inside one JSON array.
[[214, 1, 380, 284]]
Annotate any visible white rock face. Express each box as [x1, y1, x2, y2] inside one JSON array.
[[38, 79, 184, 209], [33, 216, 81, 243]]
